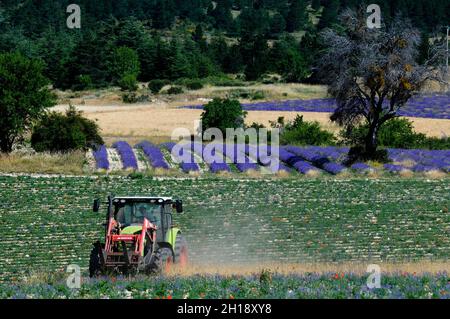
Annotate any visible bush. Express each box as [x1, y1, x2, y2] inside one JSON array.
[[148, 79, 168, 94], [74, 74, 93, 91], [118, 73, 138, 91], [250, 91, 266, 100], [122, 92, 138, 103], [167, 86, 184, 95], [185, 80, 204, 90], [31, 105, 103, 153], [204, 76, 246, 87], [274, 115, 336, 146], [340, 117, 450, 150], [200, 98, 247, 135]]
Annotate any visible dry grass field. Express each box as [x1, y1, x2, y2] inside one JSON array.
[[54, 104, 450, 143], [53, 83, 450, 144]]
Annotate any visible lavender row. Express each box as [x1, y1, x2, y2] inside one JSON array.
[[135, 141, 169, 170], [92, 143, 449, 175], [161, 142, 200, 173], [285, 146, 347, 175], [222, 144, 259, 172], [92, 145, 109, 170], [112, 141, 138, 170], [191, 143, 231, 173]]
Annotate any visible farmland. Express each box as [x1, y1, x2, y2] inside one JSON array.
[[90, 141, 450, 177], [1, 272, 449, 299], [0, 175, 448, 283]]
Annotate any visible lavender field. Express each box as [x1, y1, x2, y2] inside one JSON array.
[[2, 272, 449, 299], [92, 141, 450, 176], [183, 94, 450, 120]]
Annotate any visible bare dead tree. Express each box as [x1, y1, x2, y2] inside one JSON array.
[[318, 8, 446, 161]]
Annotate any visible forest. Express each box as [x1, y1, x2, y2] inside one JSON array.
[[0, 0, 449, 89]]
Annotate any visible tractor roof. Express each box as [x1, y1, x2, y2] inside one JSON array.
[[114, 196, 173, 202]]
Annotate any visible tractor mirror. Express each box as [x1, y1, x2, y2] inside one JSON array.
[[174, 200, 183, 213], [93, 199, 100, 212]]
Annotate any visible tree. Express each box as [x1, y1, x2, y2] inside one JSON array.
[[311, 0, 321, 11], [270, 12, 287, 35], [270, 35, 309, 82], [239, 33, 269, 80], [0, 52, 56, 153], [319, 9, 445, 161], [417, 31, 430, 65], [200, 98, 247, 135], [286, 0, 308, 32], [109, 46, 140, 91], [318, 0, 340, 29]]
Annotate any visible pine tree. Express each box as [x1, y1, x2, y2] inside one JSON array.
[[286, 0, 308, 32], [417, 31, 430, 65], [318, 0, 340, 29]]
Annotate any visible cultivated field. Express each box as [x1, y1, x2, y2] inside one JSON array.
[[1, 175, 448, 282]]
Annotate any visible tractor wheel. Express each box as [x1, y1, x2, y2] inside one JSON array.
[[174, 235, 188, 268], [89, 242, 104, 278], [145, 247, 173, 274]]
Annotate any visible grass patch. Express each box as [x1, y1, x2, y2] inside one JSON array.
[[0, 151, 85, 175]]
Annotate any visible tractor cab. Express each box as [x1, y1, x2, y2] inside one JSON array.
[[111, 197, 182, 241], [90, 195, 187, 276]]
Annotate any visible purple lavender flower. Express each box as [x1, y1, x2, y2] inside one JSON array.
[[183, 94, 450, 119], [351, 163, 372, 172], [201, 143, 231, 173], [112, 141, 138, 170], [92, 145, 109, 170], [135, 141, 169, 169], [322, 162, 347, 175], [161, 142, 199, 173], [223, 144, 259, 172]]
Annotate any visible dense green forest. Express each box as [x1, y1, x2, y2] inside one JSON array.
[[1, 0, 449, 89]]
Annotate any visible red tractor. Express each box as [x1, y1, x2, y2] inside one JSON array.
[[89, 195, 188, 277]]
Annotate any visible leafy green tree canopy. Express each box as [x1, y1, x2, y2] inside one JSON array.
[[0, 52, 56, 153]]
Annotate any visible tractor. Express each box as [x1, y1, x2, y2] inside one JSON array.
[[89, 195, 188, 277]]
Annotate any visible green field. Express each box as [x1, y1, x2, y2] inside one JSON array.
[[0, 175, 449, 282]]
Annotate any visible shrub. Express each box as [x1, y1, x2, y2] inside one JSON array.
[[167, 86, 184, 95], [75, 74, 93, 91], [250, 91, 266, 100], [204, 76, 246, 87], [148, 79, 168, 94], [118, 73, 138, 91], [200, 98, 247, 135], [122, 92, 138, 103], [418, 136, 450, 150], [185, 80, 204, 90], [31, 105, 103, 153], [340, 117, 450, 150], [274, 115, 336, 146]]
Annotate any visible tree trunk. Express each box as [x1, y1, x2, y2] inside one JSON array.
[[365, 122, 379, 157]]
